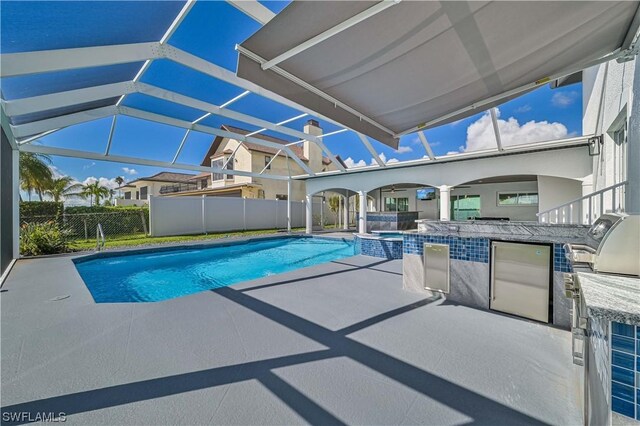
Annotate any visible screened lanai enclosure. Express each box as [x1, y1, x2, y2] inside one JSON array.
[[1, 0, 639, 275]]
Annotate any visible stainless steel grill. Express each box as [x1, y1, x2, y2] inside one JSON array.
[[564, 213, 640, 277]]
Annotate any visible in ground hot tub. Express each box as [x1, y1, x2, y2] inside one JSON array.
[[355, 232, 404, 259]]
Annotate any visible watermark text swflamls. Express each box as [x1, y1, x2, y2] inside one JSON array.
[[2, 412, 67, 423]]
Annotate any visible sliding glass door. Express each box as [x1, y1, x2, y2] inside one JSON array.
[[450, 195, 480, 220]]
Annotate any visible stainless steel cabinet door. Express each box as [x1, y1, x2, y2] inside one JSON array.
[[490, 241, 551, 323], [424, 243, 450, 293]]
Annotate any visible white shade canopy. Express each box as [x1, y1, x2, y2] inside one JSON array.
[[237, 1, 640, 147]]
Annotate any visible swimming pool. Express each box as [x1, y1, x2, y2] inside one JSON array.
[[74, 236, 355, 303]]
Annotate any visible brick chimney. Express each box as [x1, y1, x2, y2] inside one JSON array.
[[303, 119, 323, 171]]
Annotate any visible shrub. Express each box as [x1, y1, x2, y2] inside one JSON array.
[[64, 205, 147, 214], [20, 221, 72, 256], [20, 201, 63, 218]]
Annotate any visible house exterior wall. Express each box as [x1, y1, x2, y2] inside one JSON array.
[[119, 180, 179, 205], [210, 139, 253, 188], [583, 56, 638, 213], [537, 176, 582, 223], [367, 181, 548, 222], [251, 152, 307, 200], [202, 128, 336, 201]]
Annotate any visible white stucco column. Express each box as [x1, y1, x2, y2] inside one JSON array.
[[305, 193, 313, 234], [358, 190, 367, 233], [320, 193, 324, 229], [343, 193, 349, 230], [286, 180, 292, 232], [626, 62, 640, 214], [439, 185, 451, 221]]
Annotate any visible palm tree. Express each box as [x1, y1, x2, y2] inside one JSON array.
[[114, 176, 125, 198], [81, 182, 110, 206], [45, 177, 85, 203], [19, 152, 53, 201]]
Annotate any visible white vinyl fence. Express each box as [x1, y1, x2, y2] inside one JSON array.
[[149, 196, 306, 237]]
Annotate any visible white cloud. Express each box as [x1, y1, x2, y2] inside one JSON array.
[[446, 150, 460, 155], [395, 145, 413, 154], [344, 152, 399, 168], [82, 176, 120, 190], [463, 109, 568, 152], [122, 167, 138, 175], [82, 161, 96, 170], [344, 157, 367, 168], [551, 91, 579, 108], [374, 152, 398, 165]]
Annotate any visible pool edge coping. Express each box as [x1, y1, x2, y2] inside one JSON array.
[[72, 233, 355, 264]]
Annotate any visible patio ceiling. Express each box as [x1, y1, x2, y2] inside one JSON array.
[[237, 1, 640, 147]]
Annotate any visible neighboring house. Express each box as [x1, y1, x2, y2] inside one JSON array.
[[161, 120, 344, 201], [115, 172, 196, 206]]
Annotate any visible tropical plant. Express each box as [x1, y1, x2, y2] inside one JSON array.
[[19, 152, 53, 201], [20, 221, 71, 256], [114, 176, 125, 198], [45, 176, 85, 203], [81, 182, 110, 206], [328, 195, 341, 227]]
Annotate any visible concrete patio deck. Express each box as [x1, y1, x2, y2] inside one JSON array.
[[1, 250, 582, 425]]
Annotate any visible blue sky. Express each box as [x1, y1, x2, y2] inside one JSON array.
[[2, 0, 583, 193]]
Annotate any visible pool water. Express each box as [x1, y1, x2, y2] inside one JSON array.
[[371, 232, 404, 239], [74, 237, 355, 303]]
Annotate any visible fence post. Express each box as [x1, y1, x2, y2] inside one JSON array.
[[201, 195, 207, 235], [148, 196, 154, 236], [243, 197, 246, 231], [140, 210, 148, 235], [83, 217, 88, 241]]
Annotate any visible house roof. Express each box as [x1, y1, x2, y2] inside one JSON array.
[[200, 125, 307, 166], [119, 171, 196, 188], [199, 125, 345, 168]]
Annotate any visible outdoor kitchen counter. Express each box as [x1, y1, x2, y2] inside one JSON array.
[[403, 229, 588, 245], [412, 220, 591, 245], [577, 271, 640, 325], [404, 221, 592, 329]]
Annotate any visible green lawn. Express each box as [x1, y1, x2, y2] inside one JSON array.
[[70, 228, 305, 251]]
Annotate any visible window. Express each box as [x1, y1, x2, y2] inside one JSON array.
[[200, 179, 207, 189], [451, 195, 480, 220], [140, 186, 148, 200], [384, 197, 409, 212], [135, 191, 139, 200], [212, 156, 234, 181], [497, 192, 538, 206], [124, 192, 131, 200], [264, 156, 272, 170], [276, 194, 288, 200], [613, 121, 627, 184]]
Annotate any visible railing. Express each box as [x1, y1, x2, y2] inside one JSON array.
[[537, 181, 627, 225], [159, 182, 199, 194], [96, 223, 105, 251]]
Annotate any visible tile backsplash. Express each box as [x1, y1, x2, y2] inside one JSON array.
[[610, 321, 639, 420]]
